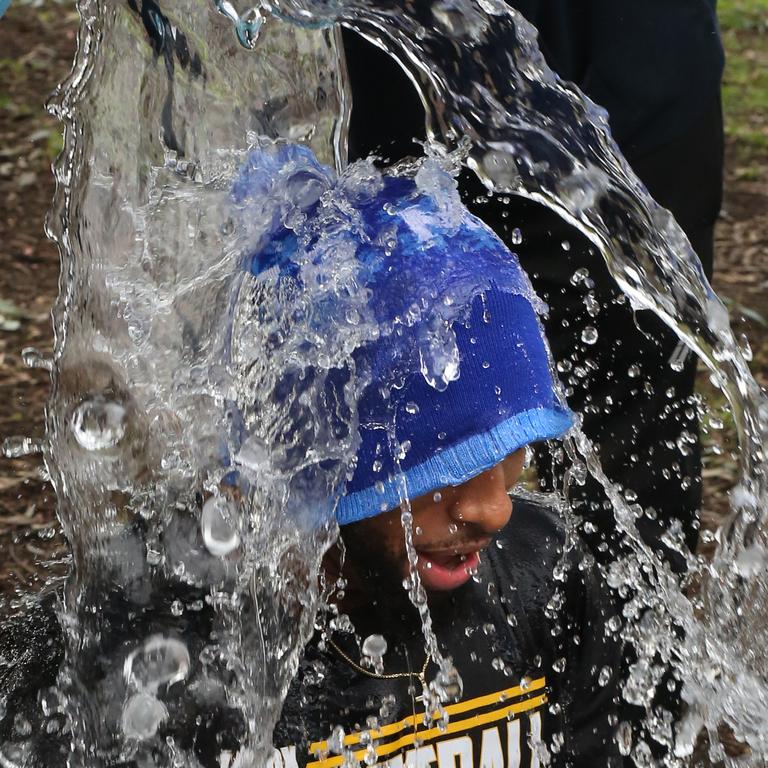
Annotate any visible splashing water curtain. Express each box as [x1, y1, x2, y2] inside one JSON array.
[[40, 2, 349, 765], [5, 0, 765, 764]]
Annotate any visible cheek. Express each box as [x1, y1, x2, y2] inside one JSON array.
[[383, 519, 408, 560], [411, 504, 452, 539], [369, 511, 408, 562]]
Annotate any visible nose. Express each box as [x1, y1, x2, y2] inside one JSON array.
[[447, 465, 513, 534]]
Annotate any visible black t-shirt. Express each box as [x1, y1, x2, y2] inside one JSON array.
[[343, 0, 723, 163], [272, 498, 622, 768], [0, 500, 620, 767]]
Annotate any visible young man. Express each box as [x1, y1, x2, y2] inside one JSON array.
[[273, 467, 622, 768], [233, 144, 622, 767], [0, 145, 621, 767]]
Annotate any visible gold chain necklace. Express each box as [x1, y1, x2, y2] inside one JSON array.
[[327, 636, 431, 683], [326, 635, 432, 749]]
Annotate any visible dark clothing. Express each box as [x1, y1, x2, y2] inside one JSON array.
[[0, 500, 621, 768], [273, 498, 622, 767], [342, 1, 724, 163], [506, 0, 723, 159], [342, 17, 724, 759]]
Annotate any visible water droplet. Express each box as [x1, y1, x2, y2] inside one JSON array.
[[511, 227, 523, 245], [201, 496, 240, 557], [419, 324, 461, 391], [580, 326, 598, 345], [561, 240, 571, 251], [235, 434, 269, 471], [628, 364, 641, 379], [584, 294, 600, 317], [363, 743, 378, 766], [70, 396, 127, 451], [124, 635, 190, 692], [598, 665, 612, 687], [569, 267, 589, 286], [405, 401, 420, 415], [433, 491, 442, 503], [617, 721, 633, 756], [362, 634, 387, 659], [21, 346, 52, 370], [146, 546, 163, 566], [2, 435, 44, 458], [569, 461, 588, 487], [433, 662, 463, 703], [328, 725, 345, 755], [121, 692, 168, 740], [215, 0, 263, 49]]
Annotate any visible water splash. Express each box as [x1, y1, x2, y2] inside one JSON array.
[[2, 0, 765, 764], [34, 0, 349, 763], [243, 0, 767, 761]]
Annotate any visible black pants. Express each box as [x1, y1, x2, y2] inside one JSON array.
[[465, 100, 723, 568]]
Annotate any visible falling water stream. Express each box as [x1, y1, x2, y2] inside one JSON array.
[[0, 0, 766, 765]]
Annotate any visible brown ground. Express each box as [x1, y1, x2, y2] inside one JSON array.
[[0, 3, 77, 601], [0, 4, 766, 604]]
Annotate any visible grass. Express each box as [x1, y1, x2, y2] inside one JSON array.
[[718, 0, 768, 164]]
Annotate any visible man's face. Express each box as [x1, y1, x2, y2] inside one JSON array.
[[340, 448, 526, 593]]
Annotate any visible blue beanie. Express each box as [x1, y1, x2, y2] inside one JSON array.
[[233, 143, 573, 526]]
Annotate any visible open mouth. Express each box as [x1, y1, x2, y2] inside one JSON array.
[[425, 551, 473, 569], [414, 548, 483, 591]]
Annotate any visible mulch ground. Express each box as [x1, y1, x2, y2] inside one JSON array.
[[0, 3, 76, 601], [0, 3, 766, 603]]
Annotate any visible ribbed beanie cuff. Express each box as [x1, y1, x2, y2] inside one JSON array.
[[336, 406, 572, 525]]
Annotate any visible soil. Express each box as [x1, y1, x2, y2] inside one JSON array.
[[0, 1, 766, 600], [0, 3, 77, 600]]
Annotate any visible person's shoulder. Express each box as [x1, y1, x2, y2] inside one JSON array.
[[0, 586, 67, 762], [489, 491, 608, 614], [498, 491, 570, 565]]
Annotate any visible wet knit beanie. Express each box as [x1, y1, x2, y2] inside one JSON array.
[[233, 142, 574, 526]]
